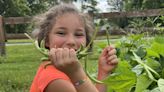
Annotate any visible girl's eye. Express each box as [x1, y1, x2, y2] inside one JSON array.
[[56, 31, 66, 35], [75, 33, 85, 37]]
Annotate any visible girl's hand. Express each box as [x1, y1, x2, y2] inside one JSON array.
[[98, 45, 118, 79], [49, 48, 82, 77]]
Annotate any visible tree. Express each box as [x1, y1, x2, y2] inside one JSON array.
[[107, 0, 123, 12], [77, 0, 99, 13], [0, 0, 30, 17], [123, 0, 164, 11], [0, 0, 58, 33]]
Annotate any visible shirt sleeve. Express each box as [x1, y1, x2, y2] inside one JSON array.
[[37, 65, 70, 92]]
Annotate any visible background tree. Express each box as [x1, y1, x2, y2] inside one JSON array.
[[123, 0, 164, 11], [0, 0, 58, 33], [107, 0, 123, 12], [106, 0, 128, 28], [105, 0, 164, 31]]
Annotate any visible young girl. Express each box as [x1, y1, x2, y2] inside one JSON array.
[[30, 3, 118, 92]]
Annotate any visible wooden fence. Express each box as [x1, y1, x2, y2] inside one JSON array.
[[0, 16, 5, 56], [0, 8, 164, 56], [96, 8, 164, 18]]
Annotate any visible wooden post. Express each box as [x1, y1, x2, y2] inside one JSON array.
[[0, 15, 6, 56]]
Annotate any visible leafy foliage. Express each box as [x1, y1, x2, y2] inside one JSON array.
[[0, 0, 58, 33], [98, 34, 164, 92], [123, 0, 164, 11], [105, 0, 164, 31], [0, 0, 58, 17], [128, 16, 164, 34]]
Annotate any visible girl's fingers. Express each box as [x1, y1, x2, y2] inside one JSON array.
[[100, 47, 108, 56], [107, 58, 118, 65], [107, 45, 115, 51], [69, 49, 78, 61], [49, 48, 57, 63], [107, 55, 117, 61], [49, 48, 80, 69], [107, 49, 116, 56], [63, 48, 69, 59], [55, 48, 63, 66], [100, 45, 116, 57]]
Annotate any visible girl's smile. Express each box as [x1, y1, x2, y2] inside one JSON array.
[[46, 13, 86, 50]]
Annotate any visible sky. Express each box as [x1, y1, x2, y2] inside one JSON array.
[[96, 0, 111, 12], [73, 0, 111, 12]]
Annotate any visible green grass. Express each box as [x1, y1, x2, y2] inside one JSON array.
[[6, 39, 33, 44], [0, 44, 42, 92]]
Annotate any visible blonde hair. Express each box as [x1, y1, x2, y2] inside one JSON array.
[[33, 3, 94, 50]]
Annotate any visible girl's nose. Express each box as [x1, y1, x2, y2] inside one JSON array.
[[66, 35, 76, 47]]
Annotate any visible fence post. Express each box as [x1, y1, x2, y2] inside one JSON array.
[[0, 15, 6, 56]]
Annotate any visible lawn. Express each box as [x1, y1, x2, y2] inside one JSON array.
[[0, 43, 42, 92]]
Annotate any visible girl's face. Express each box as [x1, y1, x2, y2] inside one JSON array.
[[47, 13, 86, 51]]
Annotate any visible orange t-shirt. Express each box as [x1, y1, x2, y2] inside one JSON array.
[[30, 62, 71, 92]]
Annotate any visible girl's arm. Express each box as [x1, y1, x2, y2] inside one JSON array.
[[96, 45, 118, 92], [46, 48, 99, 92], [45, 69, 98, 92]]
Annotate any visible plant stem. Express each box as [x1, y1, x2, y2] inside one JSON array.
[[86, 26, 99, 49], [133, 52, 160, 81], [84, 55, 104, 84], [105, 27, 110, 45]]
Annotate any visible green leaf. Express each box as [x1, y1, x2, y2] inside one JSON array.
[[146, 48, 160, 58], [133, 52, 145, 66], [114, 60, 132, 73], [135, 74, 153, 92], [158, 79, 164, 92], [151, 42, 164, 57], [136, 46, 146, 59], [145, 58, 161, 72], [143, 90, 150, 92], [103, 61, 136, 92], [159, 55, 164, 69], [103, 72, 136, 92], [129, 34, 144, 41], [125, 51, 133, 61], [133, 52, 160, 81], [145, 67, 157, 82], [150, 87, 160, 92], [143, 88, 160, 92], [132, 65, 144, 76], [162, 69, 164, 79], [115, 87, 134, 92]]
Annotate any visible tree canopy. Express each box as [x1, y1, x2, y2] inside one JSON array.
[[0, 0, 58, 17]]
